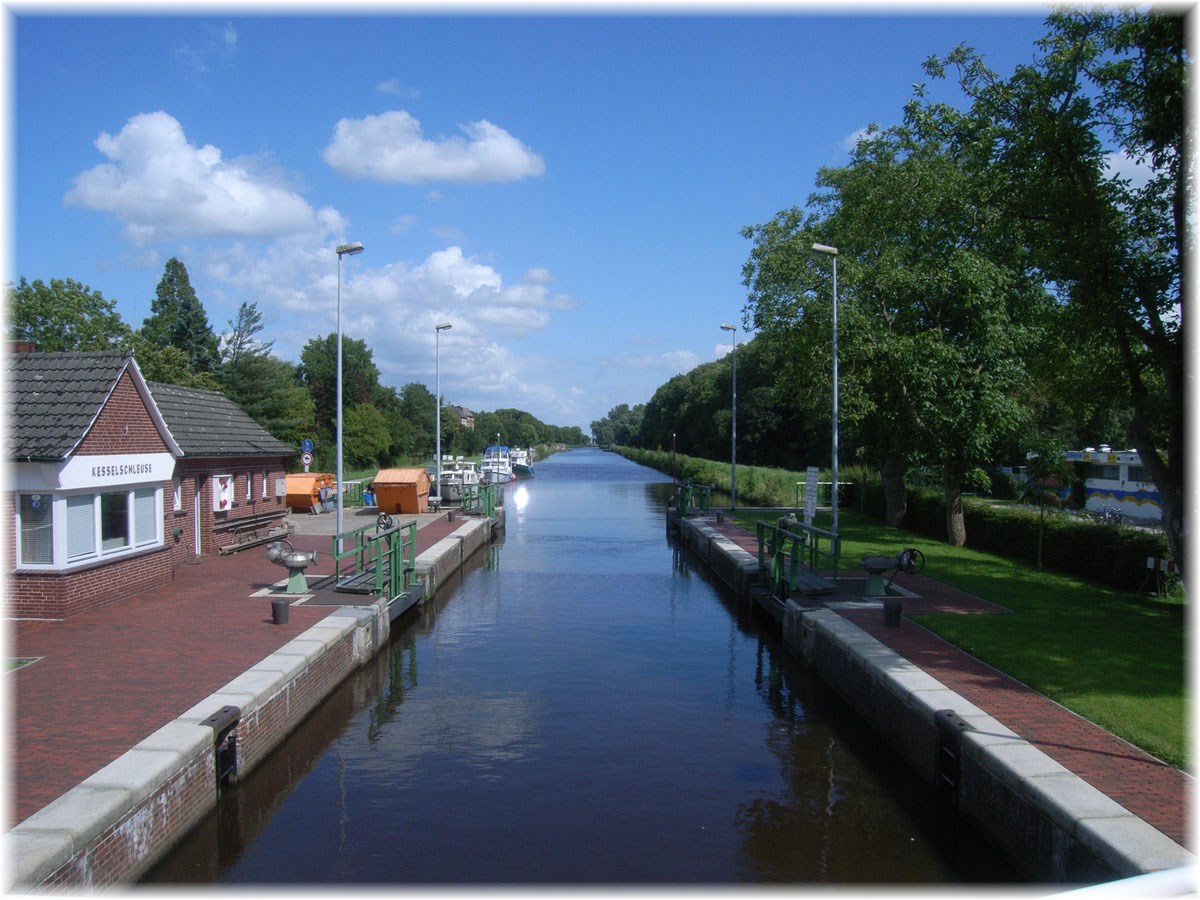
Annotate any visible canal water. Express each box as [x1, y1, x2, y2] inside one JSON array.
[[146, 447, 1017, 886]]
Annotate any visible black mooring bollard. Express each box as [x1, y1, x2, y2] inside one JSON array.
[[271, 599, 290, 625], [883, 598, 902, 627]]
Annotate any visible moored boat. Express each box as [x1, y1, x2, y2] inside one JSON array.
[[511, 447, 535, 478], [480, 445, 514, 484], [439, 457, 481, 504]]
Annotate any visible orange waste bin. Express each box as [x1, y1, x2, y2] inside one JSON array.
[[372, 468, 431, 514]]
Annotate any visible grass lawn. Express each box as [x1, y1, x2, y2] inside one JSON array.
[[734, 508, 1188, 770]]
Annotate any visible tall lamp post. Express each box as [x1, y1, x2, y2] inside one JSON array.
[[335, 241, 364, 546], [720, 323, 738, 510], [434, 322, 452, 507], [811, 243, 839, 536]]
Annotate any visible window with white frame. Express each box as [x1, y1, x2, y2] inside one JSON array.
[[245, 473, 253, 501], [172, 476, 182, 512], [262, 471, 269, 499], [18, 494, 53, 565], [17, 486, 163, 569]]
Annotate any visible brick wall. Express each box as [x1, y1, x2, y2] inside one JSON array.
[[75, 371, 169, 456], [36, 747, 216, 888]]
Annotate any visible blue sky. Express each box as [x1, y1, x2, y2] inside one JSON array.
[[9, 5, 1058, 432]]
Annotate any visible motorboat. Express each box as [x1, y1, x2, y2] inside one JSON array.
[[480, 445, 514, 484], [438, 457, 481, 505], [511, 447, 535, 478]]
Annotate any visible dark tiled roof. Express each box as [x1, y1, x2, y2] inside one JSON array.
[[8, 350, 133, 460], [148, 381, 294, 458]]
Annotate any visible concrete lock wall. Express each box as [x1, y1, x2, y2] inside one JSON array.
[[10, 515, 497, 890], [676, 516, 1192, 884], [9, 608, 387, 890]]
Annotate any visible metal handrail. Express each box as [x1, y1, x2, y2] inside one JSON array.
[[332, 517, 417, 597], [675, 480, 714, 515], [756, 519, 841, 594]]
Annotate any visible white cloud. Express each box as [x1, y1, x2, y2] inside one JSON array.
[[65, 111, 319, 245], [605, 349, 702, 376], [172, 23, 238, 73], [375, 78, 420, 100], [323, 110, 546, 184], [1105, 148, 1156, 190]]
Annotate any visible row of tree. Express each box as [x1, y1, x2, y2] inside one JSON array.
[[8, 260, 587, 473], [596, 9, 1186, 574]]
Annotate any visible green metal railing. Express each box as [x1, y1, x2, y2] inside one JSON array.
[[332, 516, 417, 599], [756, 518, 841, 597], [459, 482, 499, 517], [675, 480, 714, 516]]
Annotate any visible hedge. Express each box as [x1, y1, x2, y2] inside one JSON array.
[[859, 477, 1167, 591]]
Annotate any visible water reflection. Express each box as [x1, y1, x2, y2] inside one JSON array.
[[146, 448, 1016, 885]]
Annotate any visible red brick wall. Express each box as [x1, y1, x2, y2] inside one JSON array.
[[38, 747, 216, 888], [75, 371, 170, 456], [173, 457, 290, 560]]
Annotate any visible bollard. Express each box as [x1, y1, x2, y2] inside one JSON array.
[[883, 598, 902, 627], [271, 598, 290, 625]]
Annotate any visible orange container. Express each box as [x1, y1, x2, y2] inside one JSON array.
[[285, 472, 334, 512], [372, 468, 431, 514]]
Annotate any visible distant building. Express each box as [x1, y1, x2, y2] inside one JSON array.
[[7, 348, 294, 619], [449, 405, 475, 431]]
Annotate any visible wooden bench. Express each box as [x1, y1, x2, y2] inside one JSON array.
[[216, 510, 291, 555]]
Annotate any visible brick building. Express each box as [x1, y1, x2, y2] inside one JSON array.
[[8, 349, 294, 620]]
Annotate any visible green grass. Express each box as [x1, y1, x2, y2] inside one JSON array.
[[735, 508, 1189, 769]]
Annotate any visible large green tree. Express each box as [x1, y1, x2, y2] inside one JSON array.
[[743, 121, 1049, 544], [141, 258, 221, 376], [922, 7, 1188, 571], [219, 302, 314, 449], [297, 333, 383, 470], [7, 277, 132, 351]]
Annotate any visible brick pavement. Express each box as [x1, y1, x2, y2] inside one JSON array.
[[9, 512, 462, 825], [706, 517, 1192, 849]]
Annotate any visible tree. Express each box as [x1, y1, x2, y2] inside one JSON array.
[[220, 301, 274, 367], [591, 403, 644, 447], [7, 277, 132, 351], [297, 333, 381, 440], [743, 122, 1048, 544], [343, 403, 391, 468], [128, 333, 222, 391], [922, 7, 1188, 571], [141, 258, 221, 376]]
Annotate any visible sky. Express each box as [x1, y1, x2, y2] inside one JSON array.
[[7, 2, 1062, 434]]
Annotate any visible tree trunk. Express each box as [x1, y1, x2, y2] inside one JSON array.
[[943, 466, 966, 547], [880, 456, 908, 528]]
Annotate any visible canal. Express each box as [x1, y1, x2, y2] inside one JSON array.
[[145, 447, 1017, 885]]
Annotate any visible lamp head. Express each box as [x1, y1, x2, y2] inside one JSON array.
[[336, 241, 365, 257], [436, 322, 452, 331], [811, 243, 838, 257], [720, 323, 736, 332]]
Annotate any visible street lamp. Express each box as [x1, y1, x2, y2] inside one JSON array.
[[435, 322, 452, 509], [811, 242, 839, 536], [335, 241, 364, 547], [720, 323, 738, 510]]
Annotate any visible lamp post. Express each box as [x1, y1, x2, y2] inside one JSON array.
[[811, 243, 839, 536], [720, 323, 738, 510], [335, 241, 364, 547], [435, 322, 452, 508]]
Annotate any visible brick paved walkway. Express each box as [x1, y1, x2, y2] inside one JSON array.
[[706, 518, 1192, 849], [10, 513, 463, 824]]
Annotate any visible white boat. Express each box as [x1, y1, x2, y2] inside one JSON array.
[[480, 445, 514, 484], [511, 447, 535, 478], [439, 457, 481, 505]]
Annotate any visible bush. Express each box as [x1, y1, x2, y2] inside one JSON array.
[[963, 467, 992, 495]]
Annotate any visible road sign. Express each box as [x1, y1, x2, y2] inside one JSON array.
[[301, 439, 314, 453], [300, 451, 313, 467]]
